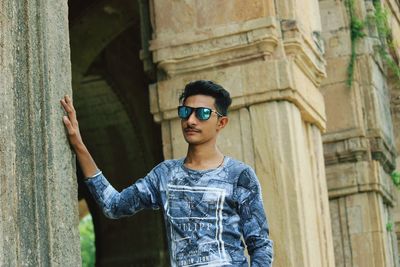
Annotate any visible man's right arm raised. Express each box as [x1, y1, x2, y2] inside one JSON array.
[[60, 95, 161, 219], [60, 95, 99, 178]]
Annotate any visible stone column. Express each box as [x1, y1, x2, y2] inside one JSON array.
[[148, 1, 335, 266], [0, 1, 81, 266], [320, 0, 398, 266]]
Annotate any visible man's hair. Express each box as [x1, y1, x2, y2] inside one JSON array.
[[179, 80, 232, 116]]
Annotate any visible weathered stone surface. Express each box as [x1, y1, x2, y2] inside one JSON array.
[[248, 101, 334, 266], [320, 81, 364, 132], [320, 0, 399, 266], [151, 17, 279, 77], [0, 0, 81, 266], [152, 0, 272, 37], [330, 192, 397, 267]]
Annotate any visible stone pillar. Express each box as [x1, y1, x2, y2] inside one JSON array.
[[148, 1, 335, 266], [0, 1, 81, 266], [320, 0, 399, 266]]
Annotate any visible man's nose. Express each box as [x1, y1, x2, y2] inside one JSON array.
[[187, 111, 198, 124]]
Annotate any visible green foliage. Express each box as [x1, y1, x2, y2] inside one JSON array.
[[372, 0, 390, 43], [345, 0, 366, 87], [391, 171, 400, 189], [386, 221, 394, 232], [80, 215, 95, 267], [372, 1, 400, 83], [345, 0, 400, 87]]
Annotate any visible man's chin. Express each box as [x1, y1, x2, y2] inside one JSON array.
[[183, 136, 203, 145]]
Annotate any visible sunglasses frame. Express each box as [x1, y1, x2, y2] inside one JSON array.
[[178, 105, 223, 121]]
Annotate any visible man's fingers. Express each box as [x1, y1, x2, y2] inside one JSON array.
[[60, 95, 77, 121], [63, 115, 78, 135], [63, 115, 72, 129], [65, 95, 73, 104]]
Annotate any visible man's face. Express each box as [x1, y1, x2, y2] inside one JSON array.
[[180, 94, 228, 146]]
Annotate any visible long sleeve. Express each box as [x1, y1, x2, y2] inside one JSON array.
[[236, 167, 274, 266], [84, 164, 162, 219]]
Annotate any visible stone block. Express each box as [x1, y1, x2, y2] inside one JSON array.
[[195, 0, 266, 28], [330, 192, 395, 267], [321, 81, 364, 133], [322, 56, 351, 86], [330, 198, 353, 266], [319, 0, 349, 32], [151, 0, 196, 36], [152, 0, 271, 37], [322, 30, 352, 58], [326, 160, 394, 202]]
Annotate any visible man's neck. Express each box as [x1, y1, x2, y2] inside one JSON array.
[[184, 143, 224, 170]]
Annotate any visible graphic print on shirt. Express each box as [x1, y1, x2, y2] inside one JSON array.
[[167, 184, 229, 267]]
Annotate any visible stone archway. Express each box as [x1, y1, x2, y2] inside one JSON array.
[[69, 0, 167, 265]]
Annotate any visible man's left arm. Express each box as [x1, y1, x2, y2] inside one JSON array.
[[237, 167, 274, 266]]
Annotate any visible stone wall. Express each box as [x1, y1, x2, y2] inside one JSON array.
[[0, 0, 81, 266], [320, 0, 399, 266]]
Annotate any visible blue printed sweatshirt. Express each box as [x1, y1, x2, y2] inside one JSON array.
[[85, 156, 273, 266]]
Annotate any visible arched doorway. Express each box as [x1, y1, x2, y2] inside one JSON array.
[[68, 0, 168, 265]]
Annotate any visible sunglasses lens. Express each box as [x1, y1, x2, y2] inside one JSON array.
[[197, 108, 211, 120], [178, 106, 191, 119]]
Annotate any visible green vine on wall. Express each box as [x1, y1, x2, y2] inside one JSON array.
[[370, 0, 400, 82], [345, 0, 366, 87], [345, 0, 400, 87], [391, 171, 400, 189], [386, 221, 394, 232]]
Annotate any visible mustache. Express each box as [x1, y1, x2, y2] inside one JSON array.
[[184, 126, 201, 132]]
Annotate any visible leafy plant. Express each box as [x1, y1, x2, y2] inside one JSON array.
[[80, 214, 95, 267], [391, 171, 400, 189], [371, 0, 400, 83], [386, 221, 394, 232], [345, 0, 400, 87], [345, 0, 366, 87]]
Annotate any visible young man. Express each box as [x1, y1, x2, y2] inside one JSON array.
[[61, 80, 273, 266]]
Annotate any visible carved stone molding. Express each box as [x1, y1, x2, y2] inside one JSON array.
[[150, 17, 279, 76], [323, 134, 396, 173], [326, 160, 394, 204], [323, 136, 370, 166], [281, 20, 327, 87], [369, 136, 397, 173], [323, 135, 396, 202]]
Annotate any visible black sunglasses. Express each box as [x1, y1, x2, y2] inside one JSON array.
[[178, 105, 223, 121]]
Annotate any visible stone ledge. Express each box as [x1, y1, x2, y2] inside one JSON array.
[[151, 17, 278, 49], [324, 136, 370, 166], [324, 134, 396, 172], [370, 136, 397, 173], [326, 161, 394, 204], [150, 17, 279, 76]]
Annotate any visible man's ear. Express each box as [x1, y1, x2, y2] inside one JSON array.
[[217, 116, 229, 130]]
